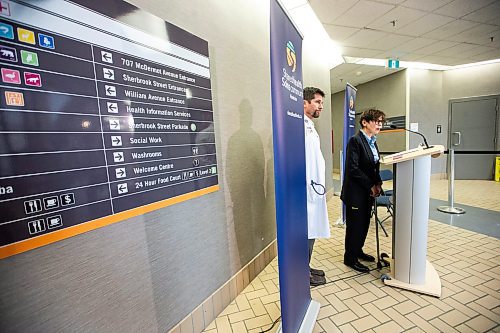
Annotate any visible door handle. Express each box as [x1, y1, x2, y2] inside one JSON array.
[[452, 131, 461, 146]]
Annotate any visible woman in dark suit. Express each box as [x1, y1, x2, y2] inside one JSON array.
[[341, 109, 386, 272]]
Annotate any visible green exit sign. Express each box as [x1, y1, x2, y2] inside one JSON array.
[[388, 59, 399, 69]]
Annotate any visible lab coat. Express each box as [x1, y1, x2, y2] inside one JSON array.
[[304, 117, 330, 239]]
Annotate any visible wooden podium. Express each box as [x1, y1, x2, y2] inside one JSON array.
[[380, 145, 444, 297]]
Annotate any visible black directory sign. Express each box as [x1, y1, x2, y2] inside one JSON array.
[[0, 0, 218, 258]]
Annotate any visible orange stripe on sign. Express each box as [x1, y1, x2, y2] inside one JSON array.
[[0, 185, 219, 259]]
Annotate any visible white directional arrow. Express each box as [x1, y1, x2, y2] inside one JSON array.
[[103, 68, 115, 80], [107, 102, 118, 113], [101, 51, 113, 63], [117, 183, 128, 194], [105, 85, 116, 96], [115, 168, 126, 179], [111, 136, 122, 146], [113, 152, 124, 162], [0, 26, 9, 34], [109, 118, 120, 130]]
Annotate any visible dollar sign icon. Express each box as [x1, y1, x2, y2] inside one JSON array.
[[60, 194, 74, 206]]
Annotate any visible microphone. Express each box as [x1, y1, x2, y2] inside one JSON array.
[[390, 124, 433, 149]]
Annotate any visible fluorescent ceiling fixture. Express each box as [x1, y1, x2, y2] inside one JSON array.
[[450, 58, 500, 70], [344, 56, 448, 70], [344, 56, 500, 71], [280, 0, 344, 69]]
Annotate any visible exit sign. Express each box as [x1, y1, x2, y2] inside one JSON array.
[[388, 59, 399, 69]]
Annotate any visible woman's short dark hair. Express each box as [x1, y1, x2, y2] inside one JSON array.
[[359, 108, 386, 127]]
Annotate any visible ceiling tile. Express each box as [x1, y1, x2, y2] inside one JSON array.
[[375, 50, 423, 60], [485, 30, 500, 47], [341, 46, 384, 57], [415, 54, 462, 65], [396, 37, 439, 52], [434, 0, 496, 19], [455, 44, 498, 58], [395, 13, 455, 36], [469, 47, 500, 61], [368, 6, 427, 32], [323, 25, 359, 42], [375, 0, 407, 4], [398, 53, 427, 61], [309, 0, 358, 24], [400, 0, 453, 12], [433, 42, 482, 57], [462, 1, 500, 23], [448, 23, 498, 43], [332, 0, 396, 28], [342, 29, 388, 47], [365, 34, 415, 50], [330, 63, 362, 76], [470, 46, 500, 61], [476, 29, 500, 46], [422, 19, 479, 39], [414, 40, 460, 54]]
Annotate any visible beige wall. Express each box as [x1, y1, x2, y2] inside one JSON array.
[[331, 70, 406, 171], [332, 62, 500, 176]]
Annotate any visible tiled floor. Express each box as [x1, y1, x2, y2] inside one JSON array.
[[202, 180, 500, 333]]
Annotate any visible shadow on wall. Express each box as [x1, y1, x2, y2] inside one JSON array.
[[226, 99, 269, 266]]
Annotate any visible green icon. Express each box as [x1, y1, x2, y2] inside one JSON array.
[[21, 50, 39, 66], [190, 123, 197, 131], [211, 166, 217, 174]]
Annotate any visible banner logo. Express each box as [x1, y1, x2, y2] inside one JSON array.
[[286, 41, 296, 72]]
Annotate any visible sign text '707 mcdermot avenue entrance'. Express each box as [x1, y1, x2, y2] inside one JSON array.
[[0, 0, 218, 258]]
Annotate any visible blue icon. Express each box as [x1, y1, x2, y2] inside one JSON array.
[[0, 22, 14, 40], [38, 33, 54, 49]]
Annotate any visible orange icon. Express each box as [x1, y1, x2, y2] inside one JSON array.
[[5, 91, 24, 106]]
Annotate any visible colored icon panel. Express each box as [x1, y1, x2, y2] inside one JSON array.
[[24, 72, 42, 87], [0, 45, 17, 62], [17, 27, 35, 44], [1, 68, 21, 84], [0, 1, 11, 16], [0, 22, 14, 39], [38, 33, 55, 49], [4, 91, 24, 106], [20, 50, 39, 66]]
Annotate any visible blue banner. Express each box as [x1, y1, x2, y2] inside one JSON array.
[[270, 1, 309, 332], [341, 84, 356, 221]]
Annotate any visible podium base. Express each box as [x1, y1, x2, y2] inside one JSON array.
[[277, 299, 320, 333], [437, 206, 465, 214], [384, 260, 441, 298]]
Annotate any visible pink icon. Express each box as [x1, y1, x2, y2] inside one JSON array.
[[24, 72, 41, 87], [0, 1, 11, 16], [1, 68, 20, 84]]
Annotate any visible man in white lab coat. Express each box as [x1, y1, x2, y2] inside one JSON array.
[[303, 87, 330, 286]]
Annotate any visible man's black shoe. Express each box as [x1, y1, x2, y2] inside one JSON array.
[[310, 268, 325, 276], [358, 253, 375, 262], [344, 260, 369, 273], [310, 274, 326, 286]]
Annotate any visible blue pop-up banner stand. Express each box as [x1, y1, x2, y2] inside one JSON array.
[[340, 83, 357, 223], [270, 1, 320, 332]]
